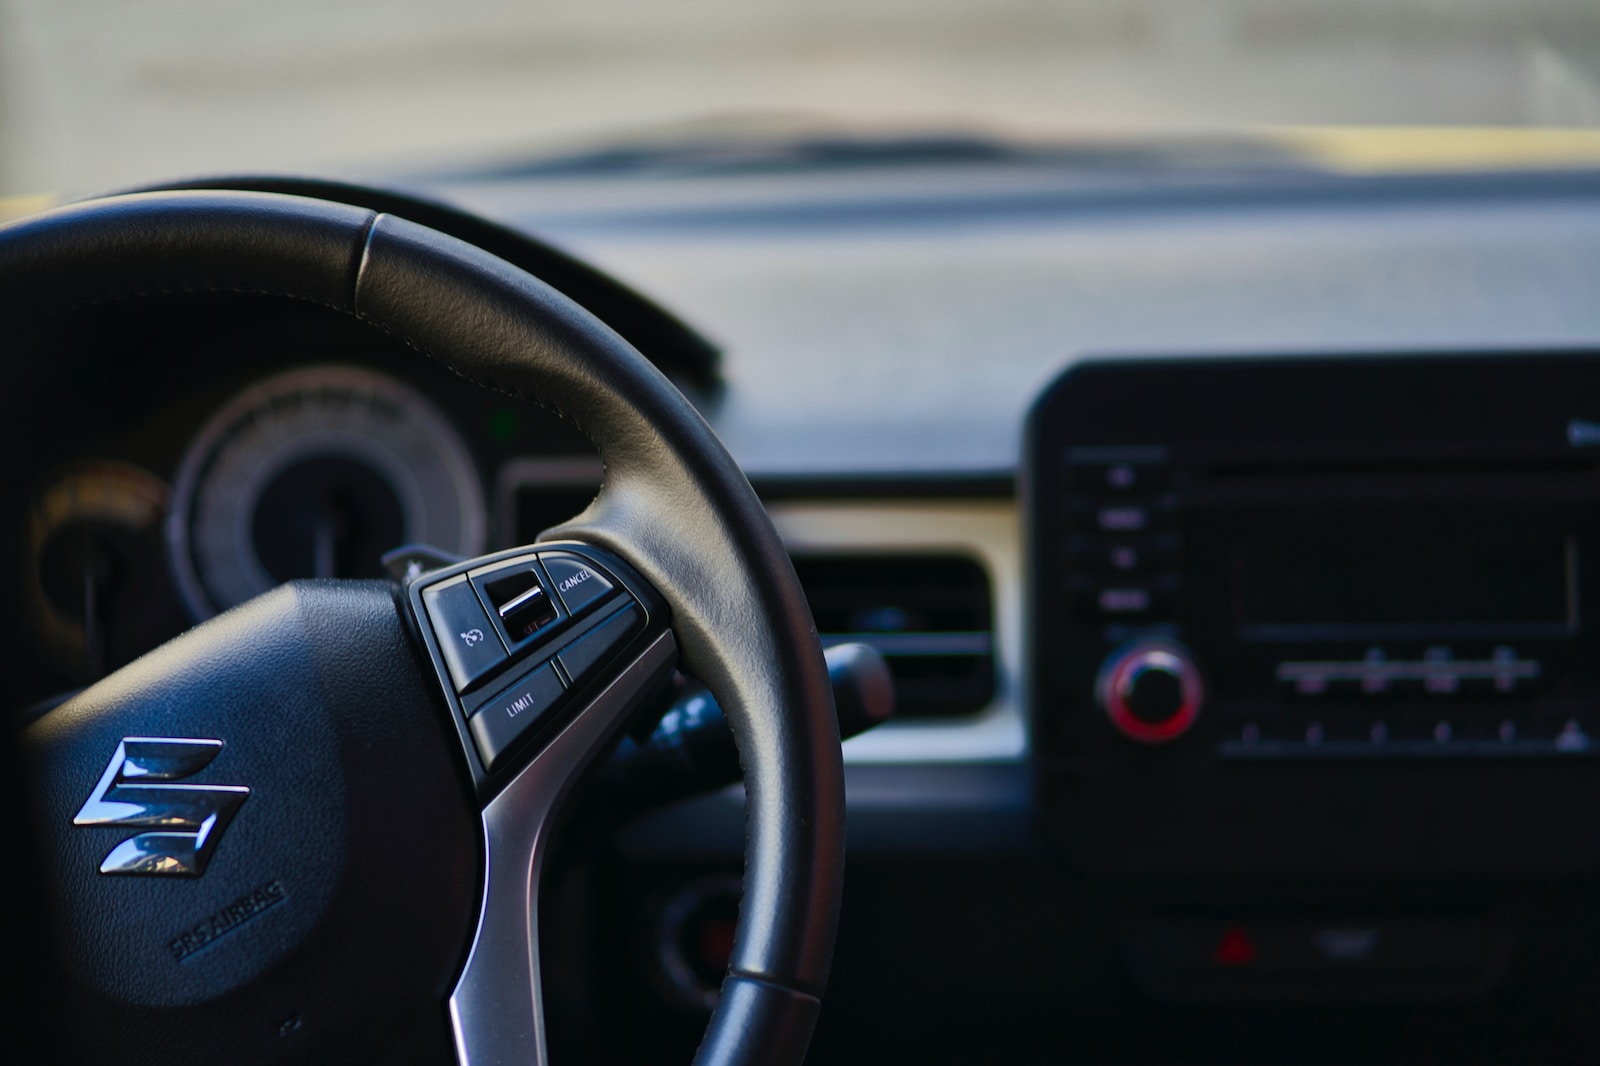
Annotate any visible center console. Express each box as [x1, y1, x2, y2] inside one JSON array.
[[1027, 353, 1600, 872]]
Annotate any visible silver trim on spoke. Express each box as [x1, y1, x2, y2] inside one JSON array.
[[448, 630, 679, 1066]]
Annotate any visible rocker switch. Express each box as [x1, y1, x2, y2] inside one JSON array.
[[541, 553, 615, 615], [479, 566, 560, 643]]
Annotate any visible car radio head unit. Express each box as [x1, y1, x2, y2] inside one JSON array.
[[1026, 353, 1600, 873]]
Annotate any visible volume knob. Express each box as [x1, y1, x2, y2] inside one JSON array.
[[1097, 640, 1204, 743]]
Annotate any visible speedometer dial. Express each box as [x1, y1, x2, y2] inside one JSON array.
[[168, 366, 487, 619], [29, 461, 182, 681]]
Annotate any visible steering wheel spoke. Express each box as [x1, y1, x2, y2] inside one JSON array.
[[448, 627, 677, 1066], [407, 542, 683, 1062]]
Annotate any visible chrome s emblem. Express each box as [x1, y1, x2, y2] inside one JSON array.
[[74, 738, 250, 877]]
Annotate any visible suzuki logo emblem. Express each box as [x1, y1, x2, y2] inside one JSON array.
[[74, 738, 250, 877]]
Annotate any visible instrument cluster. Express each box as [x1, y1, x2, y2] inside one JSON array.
[[22, 341, 593, 701]]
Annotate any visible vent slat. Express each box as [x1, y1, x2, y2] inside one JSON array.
[[792, 554, 995, 720], [820, 632, 992, 656]]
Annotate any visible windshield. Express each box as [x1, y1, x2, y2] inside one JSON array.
[[4, 0, 1600, 199]]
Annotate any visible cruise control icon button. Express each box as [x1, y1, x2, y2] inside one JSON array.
[[423, 576, 509, 692], [541, 553, 615, 615]]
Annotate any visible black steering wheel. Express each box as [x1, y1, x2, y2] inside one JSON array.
[[2, 191, 845, 1065]]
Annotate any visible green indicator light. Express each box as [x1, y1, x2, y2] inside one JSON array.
[[488, 409, 518, 443]]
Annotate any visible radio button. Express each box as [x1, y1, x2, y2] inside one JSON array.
[[1067, 462, 1171, 494], [1098, 505, 1156, 533], [1555, 719, 1593, 752], [1076, 580, 1177, 621], [1068, 534, 1180, 575], [1099, 505, 1150, 533], [1100, 587, 1153, 614], [1534, 708, 1597, 747], [1067, 497, 1177, 535]]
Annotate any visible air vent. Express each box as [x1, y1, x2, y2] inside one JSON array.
[[790, 554, 994, 720]]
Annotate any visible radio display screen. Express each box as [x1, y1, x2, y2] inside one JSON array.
[[1235, 517, 1575, 641]]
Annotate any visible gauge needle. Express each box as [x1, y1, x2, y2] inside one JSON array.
[[82, 562, 102, 677], [313, 515, 337, 579]]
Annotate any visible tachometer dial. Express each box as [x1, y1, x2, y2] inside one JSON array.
[[29, 461, 184, 681], [168, 366, 487, 619]]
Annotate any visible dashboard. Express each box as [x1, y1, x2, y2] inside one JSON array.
[[14, 161, 1600, 1064]]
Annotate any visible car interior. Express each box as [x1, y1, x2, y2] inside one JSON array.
[[7, 4, 1600, 1064]]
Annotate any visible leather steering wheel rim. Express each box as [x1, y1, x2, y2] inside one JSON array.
[[0, 190, 845, 1065]]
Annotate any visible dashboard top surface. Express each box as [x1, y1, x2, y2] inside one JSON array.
[[430, 167, 1600, 478]]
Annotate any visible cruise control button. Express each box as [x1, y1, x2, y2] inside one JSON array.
[[541, 553, 616, 615], [422, 576, 509, 693], [558, 605, 643, 686], [472, 561, 561, 645], [468, 663, 566, 771]]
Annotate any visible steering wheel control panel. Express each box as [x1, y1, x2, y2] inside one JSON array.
[[1026, 353, 1600, 873], [407, 543, 670, 784]]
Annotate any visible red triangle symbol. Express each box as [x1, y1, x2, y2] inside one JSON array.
[[1213, 925, 1257, 966]]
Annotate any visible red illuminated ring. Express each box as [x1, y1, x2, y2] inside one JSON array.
[[1097, 641, 1204, 743]]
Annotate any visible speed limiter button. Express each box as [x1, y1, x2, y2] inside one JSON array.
[[422, 575, 509, 693], [468, 663, 566, 771]]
